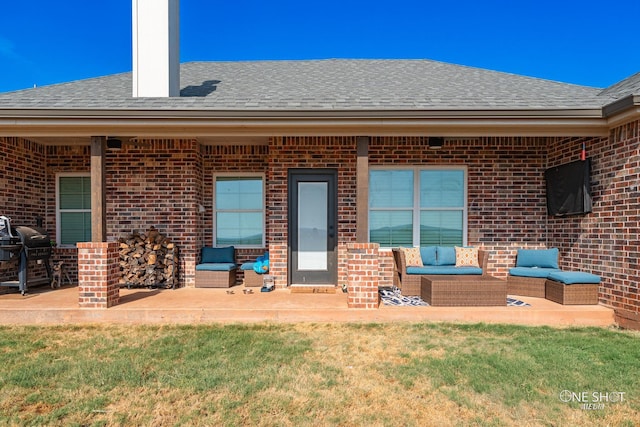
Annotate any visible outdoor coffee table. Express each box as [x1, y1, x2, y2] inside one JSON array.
[[420, 275, 507, 306]]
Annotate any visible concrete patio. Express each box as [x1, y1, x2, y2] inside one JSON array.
[[0, 283, 616, 327]]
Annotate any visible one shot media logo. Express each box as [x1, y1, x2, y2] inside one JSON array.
[[559, 390, 626, 410]]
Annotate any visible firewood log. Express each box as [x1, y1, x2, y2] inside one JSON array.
[[118, 227, 178, 288]]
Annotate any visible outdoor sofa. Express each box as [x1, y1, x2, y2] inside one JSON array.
[[195, 246, 237, 288], [392, 246, 489, 296]]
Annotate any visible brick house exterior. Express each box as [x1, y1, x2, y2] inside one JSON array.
[[1, 59, 639, 326]]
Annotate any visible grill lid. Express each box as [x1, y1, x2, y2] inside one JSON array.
[[14, 226, 51, 248]]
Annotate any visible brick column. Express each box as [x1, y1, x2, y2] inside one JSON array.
[[77, 242, 120, 308], [268, 244, 288, 288], [347, 243, 380, 309]]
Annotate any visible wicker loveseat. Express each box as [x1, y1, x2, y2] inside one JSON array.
[[393, 246, 489, 296], [195, 246, 237, 288]]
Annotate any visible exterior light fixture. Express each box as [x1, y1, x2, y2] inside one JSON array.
[[428, 137, 444, 149], [106, 137, 123, 150]]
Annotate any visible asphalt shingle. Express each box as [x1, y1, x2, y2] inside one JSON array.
[[598, 72, 640, 100], [0, 59, 627, 112]]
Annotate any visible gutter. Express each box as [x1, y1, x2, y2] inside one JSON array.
[[0, 108, 610, 138], [602, 94, 640, 127], [0, 107, 606, 118]]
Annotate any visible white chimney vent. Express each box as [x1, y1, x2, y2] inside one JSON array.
[[132, 0, 180, 97]]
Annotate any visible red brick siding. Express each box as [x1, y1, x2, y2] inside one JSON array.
[[0, 137, 47, 225], [44, 144, 91, 283], [369, 136, 550, 277], [0, 137, 47, 283], [77, 242, 120, 308], [378, 251, 396, 288], [106, 139, 202, 287], [44, 140, 204, 288], [347, 243, 380, 308], [548, 123, 640, 316], [268, 136, 357, 287], [3, 131, 640, 321], [201, 144, 269, 284]]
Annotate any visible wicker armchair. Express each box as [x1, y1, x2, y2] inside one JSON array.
[[392, 248, 489, 296], [506, 248, 561, 297], [195, 246, 237, 288]]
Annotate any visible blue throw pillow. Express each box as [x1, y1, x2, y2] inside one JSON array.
[[516, 248, 559, 269], [201, 246, 235, 263], [253, 255, 270, 274], [436, 246, 457, 266], [420, 246, 437, 266]]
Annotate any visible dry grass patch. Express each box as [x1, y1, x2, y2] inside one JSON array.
[[0, 323, 638, 426]]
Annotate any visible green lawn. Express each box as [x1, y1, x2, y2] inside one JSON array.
[[0, 323, 638, 426]]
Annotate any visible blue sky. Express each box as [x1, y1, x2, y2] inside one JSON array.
[[1, 0, 639, 93]]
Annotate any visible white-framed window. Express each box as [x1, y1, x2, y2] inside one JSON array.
[[369, 166, 467, 247], [56, 173, 92, 246], [213, 174, 265, 248]]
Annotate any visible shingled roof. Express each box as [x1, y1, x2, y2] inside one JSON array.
[[598, 72, 640, 99], [0, 59, 624, 112]]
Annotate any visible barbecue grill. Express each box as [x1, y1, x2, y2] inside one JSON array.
[[0, 216, 53, 295]]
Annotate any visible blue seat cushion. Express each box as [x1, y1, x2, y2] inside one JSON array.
[[240, 262, 254, 271], [201, 246, 235, 263], [406, 266, 483, 275], [547, 271, 601, 284], [241, 252, 270, 273], [196, 263, 237, 272], [516, 248, 559, 269], [509, 267, 562, 278], [435, 246, 457, 266]]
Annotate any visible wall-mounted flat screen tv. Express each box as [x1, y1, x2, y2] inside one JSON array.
[[544, 158, 592, 216]]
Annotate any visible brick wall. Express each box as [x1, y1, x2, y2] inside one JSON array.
[[45, 144, 91, 283], [3, 132, 639, 322], [0, 137, 47, 224], [268, 136, 357, 287], [548, 123, 640, 323], [77, 242, 120, 308], [201, 144, 269, 283], [347, 243, 381, 308], [0, 137, 47, 283], [44, 140, 205, 288], [107, 139, 202, 287], [369, 136, 550, 277], [0, 135, 557, 289]]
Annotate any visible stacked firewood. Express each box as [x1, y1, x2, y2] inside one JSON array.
[[118, 227, 179, 288]]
